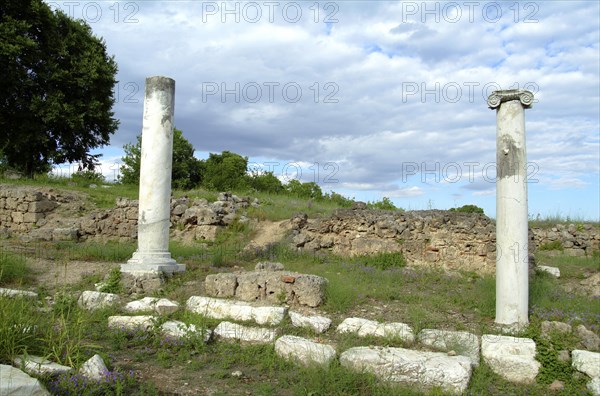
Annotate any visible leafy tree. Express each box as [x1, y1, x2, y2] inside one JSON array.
[[0, 0, 119, 176], [248, 171, 284, 193], [285, 180, 323, 200], [120, 129, 200, 190], [202, 151, 248, 191]]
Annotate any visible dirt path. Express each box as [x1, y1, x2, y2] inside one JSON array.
[[28, 258, 118, 292], [245, 220, 291, 251]]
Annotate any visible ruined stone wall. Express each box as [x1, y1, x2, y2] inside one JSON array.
[[291, 209, 498, 273], [1, 186, 598, 269], [0, 185, 256, 243], [291, 209, 600, 274]]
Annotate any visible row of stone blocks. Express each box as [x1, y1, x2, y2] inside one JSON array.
[[2, 287, 599, 395], [76, 289, 599, 395]]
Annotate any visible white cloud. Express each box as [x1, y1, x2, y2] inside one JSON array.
[[46, 0, 599, 219]]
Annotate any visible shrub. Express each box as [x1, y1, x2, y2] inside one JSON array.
[[449, 204, 484, 214]]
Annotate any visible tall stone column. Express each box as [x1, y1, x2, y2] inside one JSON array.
[[121, 76, 185, 274], [487, 89, 534, 327]]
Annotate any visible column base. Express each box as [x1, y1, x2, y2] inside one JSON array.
[[121, 251, 185, 274]]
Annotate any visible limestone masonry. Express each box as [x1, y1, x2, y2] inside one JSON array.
[[0, 185, 597, 275]]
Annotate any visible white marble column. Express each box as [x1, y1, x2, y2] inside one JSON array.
[[121, 76, 185, 274], [487, 89, 534, 327]]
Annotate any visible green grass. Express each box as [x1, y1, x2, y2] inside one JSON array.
[[0, 250, 32, 286]]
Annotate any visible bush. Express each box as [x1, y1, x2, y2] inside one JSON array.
[[367, 197, 399, 211], [449, 204, 484, 214]]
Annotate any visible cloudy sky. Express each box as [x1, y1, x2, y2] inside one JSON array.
[[47, 1, 600, 220]]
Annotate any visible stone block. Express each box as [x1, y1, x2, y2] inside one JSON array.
[[28, 200, 58, 213], [275, 335, 336, 366], [161, 320, 212, 342], [575, 325, 600, 351], [205, 273, 238, 298], [588, 377, 600, 396], [52, 228, 79, 241], [289, 311, 332, 334], [124, 297, 179, 315], [0, 288, 38, 298], [337, 317, 415, 343], [12, 355, 72, 377], [78, 291, 121, 311], [339, 346, 472, 395], [572, 350, 600, 378], [537, 265, 560, 278], [481, 335, 540, 384], [11, 211, 24, 224], [107, 315, 155, 332], [0, 364, 50, 395], [418, 329, 480, 366], [185, 296, 287, 326], [23, 212, 44, 223], [214, 321, 277, 343]]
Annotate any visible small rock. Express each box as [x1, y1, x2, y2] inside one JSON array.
[[255, 262, 284, 271], [231, 370, 243, 378], [537, 265, 560, 278], [448, 350, 457, 356], [575, 324, 600, 351], [557, 350, 570, 362], [80, 355, 108, 381], [541, 321, 572, 338], [548, 380, 564, 391]]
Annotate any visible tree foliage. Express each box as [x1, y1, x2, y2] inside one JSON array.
[[120, 129, 200, 189], [202, 151, 248, 191], [449, 204, 484, 214], [0, 0, 118, 176]]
